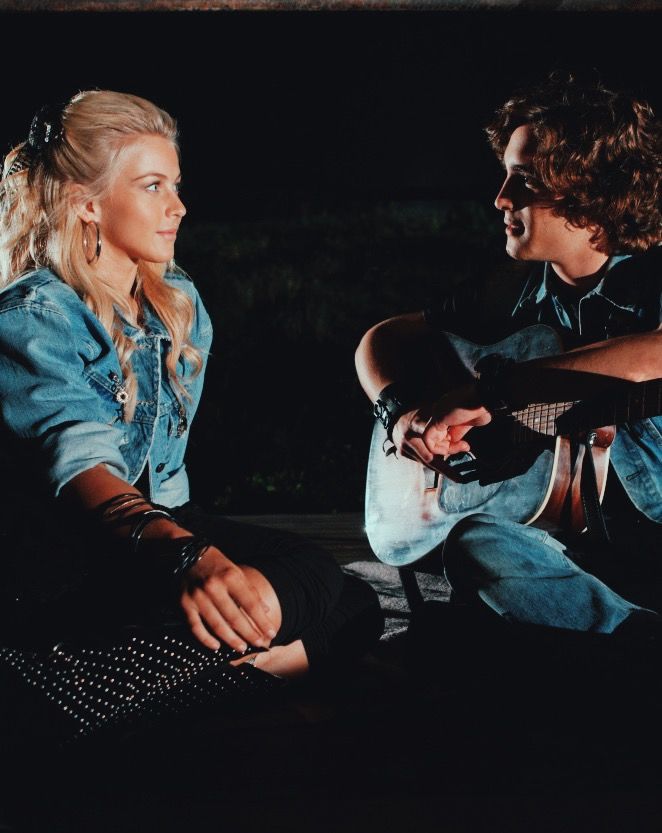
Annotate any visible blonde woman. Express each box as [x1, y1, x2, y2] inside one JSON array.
[[0, 91, 382, 743]]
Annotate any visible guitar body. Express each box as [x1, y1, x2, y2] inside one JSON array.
[[365, 325, 611, 567]]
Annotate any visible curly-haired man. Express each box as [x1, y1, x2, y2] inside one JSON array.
[[356, 74, 662, 639]]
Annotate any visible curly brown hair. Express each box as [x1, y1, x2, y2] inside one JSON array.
[[486, 72, 662, 254]]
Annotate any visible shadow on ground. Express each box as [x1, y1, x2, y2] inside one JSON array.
[[4, 603, 662, 833]]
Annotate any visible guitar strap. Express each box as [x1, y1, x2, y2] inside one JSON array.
[[580, 434, 611, 546]]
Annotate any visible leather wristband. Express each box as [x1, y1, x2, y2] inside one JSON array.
[[373, 383, 417, 441], [474, 353, 517, 415]]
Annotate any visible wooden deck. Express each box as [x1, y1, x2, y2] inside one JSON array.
[[231, 512, 374, 565], [6, 514, 662, 833]]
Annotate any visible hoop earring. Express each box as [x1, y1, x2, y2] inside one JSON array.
[[82, 220, 102, 264]]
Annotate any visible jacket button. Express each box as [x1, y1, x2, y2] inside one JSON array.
[[155, 463, 165, 473]]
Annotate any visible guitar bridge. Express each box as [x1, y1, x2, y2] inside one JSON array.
[[440, 452, 480, 484], [423, 468, 440, 492]]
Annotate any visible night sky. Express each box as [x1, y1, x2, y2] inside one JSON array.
[[3, 10, 662, 219]]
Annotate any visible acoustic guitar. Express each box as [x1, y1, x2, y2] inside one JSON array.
[[365, 324, 662, 566]]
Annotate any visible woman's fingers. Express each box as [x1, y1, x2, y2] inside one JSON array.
[[181, 548, 279, 651], [199, 584, 270, 649], [183, 591, 255, 653], [223, 571, 278, 641], [181, 598, 223, 651], [181, 580, 278, 653]]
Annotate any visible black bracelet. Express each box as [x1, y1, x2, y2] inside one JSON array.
[[474, 353, 516, 415], [137, 534, 211, 581], [373, 382, 417, 442], [175, 536, 211, 579], [95, 493, 207, 584], [130, 509, 177, 553]]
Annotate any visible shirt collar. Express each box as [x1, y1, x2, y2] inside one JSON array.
[[525, 254, 636, 311]]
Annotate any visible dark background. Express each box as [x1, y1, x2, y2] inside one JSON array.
[[3, 10, 662, 513]]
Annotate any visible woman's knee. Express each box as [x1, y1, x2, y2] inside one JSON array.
[[240, 565, 284, 632], [277, 535, 346, 613], [302, 573, 384, 668]]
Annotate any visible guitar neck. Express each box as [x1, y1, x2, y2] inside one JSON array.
[[612, 378, 662, 424], [512, 378, 662, 438]]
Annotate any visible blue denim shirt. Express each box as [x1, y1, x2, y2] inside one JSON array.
[[0, 267, 212, 508], [512, 255, 662, 524], [426, 251, 662, 524]]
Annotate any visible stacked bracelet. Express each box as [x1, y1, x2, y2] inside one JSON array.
[[174, 536, 211, 579], [138, 535, 211, 581], [130, 508, 177, 553], [96, 492, 209, 582]]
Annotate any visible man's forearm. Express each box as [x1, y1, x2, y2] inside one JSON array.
[[358, 314, 661, 412], [504, 329, 662, 407], [355, 312, 436, 403]]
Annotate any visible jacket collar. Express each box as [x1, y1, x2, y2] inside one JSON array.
[[117, 300, 171, 340]]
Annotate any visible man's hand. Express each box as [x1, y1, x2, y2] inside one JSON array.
[[180, 546, 278, 652], [392, 382, 492, 465]]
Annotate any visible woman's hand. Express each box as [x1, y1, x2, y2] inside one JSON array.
[[180, 546, 278, 652], [392, 382, 492, 465]]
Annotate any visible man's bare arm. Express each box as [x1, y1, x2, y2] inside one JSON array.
[[356, 314, 662, 404], [355, 312, 431, 402], [356, 314, 662, 462], [505, 325, 662, 406]]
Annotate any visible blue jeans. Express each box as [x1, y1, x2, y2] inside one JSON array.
[[442, 513, 654, 633]]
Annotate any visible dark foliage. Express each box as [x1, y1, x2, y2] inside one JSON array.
[[176, 199, 513, 513]]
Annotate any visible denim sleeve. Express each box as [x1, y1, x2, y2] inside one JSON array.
[[0, 303, 129, 495]]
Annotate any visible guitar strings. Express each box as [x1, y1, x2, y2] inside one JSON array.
[[509, 378, 661, 444]]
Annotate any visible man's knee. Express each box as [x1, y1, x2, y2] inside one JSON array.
[[443, 513, 574, 592], [443, 512, 536, 590]]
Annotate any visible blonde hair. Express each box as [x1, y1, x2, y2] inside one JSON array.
[[0, 89, 201, 420]]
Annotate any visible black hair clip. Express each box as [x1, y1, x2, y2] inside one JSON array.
[[5, 103, 65, 178], [27, 104, 65, 154]]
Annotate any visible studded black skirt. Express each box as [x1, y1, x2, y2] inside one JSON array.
[[0, 625, 280, 746]]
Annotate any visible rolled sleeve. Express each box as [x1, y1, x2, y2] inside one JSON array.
[[0, 303, 128, 495], [42, 421, 129, 495]]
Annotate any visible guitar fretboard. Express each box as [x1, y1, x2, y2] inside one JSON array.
[[512, 401, 577, 439], [510, 378, 662, 441]]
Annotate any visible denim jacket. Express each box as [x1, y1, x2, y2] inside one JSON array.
[[0, 267, 212, 509], [426, 251, 662, 524]]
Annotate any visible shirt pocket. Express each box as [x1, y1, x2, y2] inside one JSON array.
[[641, 417, 662, 445]]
